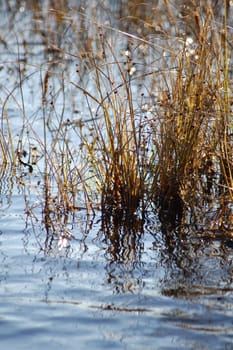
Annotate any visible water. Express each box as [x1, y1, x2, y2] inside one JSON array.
[[0, 1, 233, 349], [0, 188, 232, 349]]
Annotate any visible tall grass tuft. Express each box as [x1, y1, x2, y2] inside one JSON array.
[[78, 31, 150, 220], [149, 2, 233, 229], [217, 0, 233, 201]]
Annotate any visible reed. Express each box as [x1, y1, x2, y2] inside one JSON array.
[[71, 0, 233, 230], [78, 32, 150, 219], [2, 0, 232, 235], [146, 2, 233, 229], [217, 0, 233, 201]]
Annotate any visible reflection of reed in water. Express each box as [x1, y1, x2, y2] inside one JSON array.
[[0, 163, 14, 210], [158, 228, 233, 299], [100, 214, 145, 293]]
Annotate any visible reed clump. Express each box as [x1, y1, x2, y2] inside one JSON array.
[[78, 33, 150, 219], [72, 1, 233, 230], [151, 2, 232, 229], [2, 0, 233, 236], [152, 10, 218, 222]]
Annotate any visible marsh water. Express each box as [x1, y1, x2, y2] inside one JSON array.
[[0, 1, 233, 349]]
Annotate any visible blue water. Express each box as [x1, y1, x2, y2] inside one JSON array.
[[0, 191, 232, 350]]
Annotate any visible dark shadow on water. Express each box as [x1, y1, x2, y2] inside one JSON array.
[[158, 191, 184, 236]]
